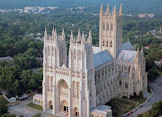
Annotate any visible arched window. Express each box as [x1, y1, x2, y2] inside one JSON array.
[[48, 45, 50, 55], [73, 81, 75, 97], [77, 82, 79, 98], [74, 49, 76, 59], [51, 46, 54, 56], [103, 41, 105, 46], [119, 80, 122, 87], [107, 23, 109, 30], [110, 41, 112, 47], [125, 82, 128, 89], [103, 23, 105, 30], [78, 50, 81, 60], [111, 24, 113, 31], [106, 41, 108, 47]]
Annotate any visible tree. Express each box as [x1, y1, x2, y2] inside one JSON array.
[[0, 96, 9, 116]]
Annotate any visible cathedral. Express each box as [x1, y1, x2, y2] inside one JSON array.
[[33, 4, 147, 117]]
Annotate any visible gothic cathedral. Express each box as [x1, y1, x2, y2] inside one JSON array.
[[33, 4, 147, 117]]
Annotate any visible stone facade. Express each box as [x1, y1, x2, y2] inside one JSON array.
[[33, 4, 147, 117]]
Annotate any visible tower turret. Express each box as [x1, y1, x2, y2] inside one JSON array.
[[119, 4, 122, 16], [99, 4, 123, 59], [106, 4, 110, 15]]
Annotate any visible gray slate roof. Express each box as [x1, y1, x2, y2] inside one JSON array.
[[117, 50, 137, 61], [93, 50, 112, 67], [117, 41, 134, 56]]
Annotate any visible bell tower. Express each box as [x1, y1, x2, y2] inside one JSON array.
[[99, 4, 122, 59]]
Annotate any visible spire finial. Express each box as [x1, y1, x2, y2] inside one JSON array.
[[52, 26, 55, 40], [100, 4, 103, 15], [44, 27, 47, 41], [87, 30, 92, 44], [141, 46, 144, 54], [119, 4, 122, 16], [62, 27, 65, 40], [106, 3, 109, 15], [70, 30, 73, 44], [54, 28, 57, 39], [77, 28, 81, 41], [82, 31, 85, 41], [113, 4, 116, 15]]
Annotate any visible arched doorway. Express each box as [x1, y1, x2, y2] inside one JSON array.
[[73, 107, 79, 117], [60, 100, 68, 113], [57, 79, 69, 114], [49, 100, 53, 110]]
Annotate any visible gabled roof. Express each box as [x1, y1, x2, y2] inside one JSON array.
[[93, 50, 113, 67], [121, 41, 134, 50], [117, 50, 137, 61], [117, 41, 134, 56]]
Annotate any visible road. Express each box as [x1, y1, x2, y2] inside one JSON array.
[[9, 97, 62, 117], [9, 97, 43, 117], [130, 76, 162, 117]]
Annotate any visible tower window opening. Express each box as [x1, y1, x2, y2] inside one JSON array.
[[103, 41, 105, 46], [110, 41, 112, 47], [111, 24, 113, 31], [107, 23, 109, 30], [106, 41, 108, 47], [103, 23, 105, 30]]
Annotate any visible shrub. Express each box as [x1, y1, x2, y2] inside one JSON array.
[[32, 113, 41, 117], [147, 85, 151, 93]]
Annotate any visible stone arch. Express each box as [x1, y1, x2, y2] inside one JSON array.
[[119, 80, 122, 87], [60, 100, 68, 112], [57, 79, 68, 89], [73, 107, 79, 117], [48, 100, 53, 110], [125, 82, 128, 89]]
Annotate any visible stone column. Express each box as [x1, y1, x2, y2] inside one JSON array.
[[68, 88, 72, 117]]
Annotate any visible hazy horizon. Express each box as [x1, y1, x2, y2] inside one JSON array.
[[0, 0, 162, 14]]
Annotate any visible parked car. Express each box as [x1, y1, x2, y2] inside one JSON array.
[[8, 97, 16, 102], [19, 94, 28, 100]]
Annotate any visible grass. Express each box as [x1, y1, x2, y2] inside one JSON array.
[[32, 113, 41, 117], [27, 102, 43, 111], [130, 98, 147, 104]]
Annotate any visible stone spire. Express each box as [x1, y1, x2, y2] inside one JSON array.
[[87, 30, 92, 44], [113, 5, 117, 16], [77, 29, 81, 42], [119, 4, 122, 16], [141, 46, 144, 54], [81, 31, 85, 44], [54, 29, 58, 47], [100, 4, 103, 16], [70, 30, 73, 44], [62, 28, 65, 40], [106, 4, 110, 15], [44, 28, 47, 42], [52, 26, 55, 41]]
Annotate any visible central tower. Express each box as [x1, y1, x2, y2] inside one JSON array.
[[99, 4, 122, 59]]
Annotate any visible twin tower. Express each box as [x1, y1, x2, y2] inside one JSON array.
[[99, 4, 122, 59], [43, 4, 123, 71]]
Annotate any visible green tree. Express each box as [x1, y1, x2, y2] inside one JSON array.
[[0, 96, 9, 116]]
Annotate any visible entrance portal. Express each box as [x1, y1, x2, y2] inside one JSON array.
[[49, 100, 53, 110], [60, 100, 68, 113], [74, 107, 79, 117]]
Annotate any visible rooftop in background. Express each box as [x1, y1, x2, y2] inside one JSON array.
[[0, 56, 13, 61]]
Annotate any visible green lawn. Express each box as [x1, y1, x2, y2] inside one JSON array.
[[27, 103, 42, 111], [130, 98, 147, 104]]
